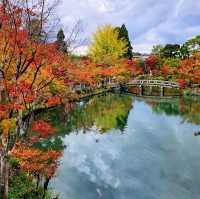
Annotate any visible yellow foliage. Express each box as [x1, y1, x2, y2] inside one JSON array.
[[0, 118, 16, 136], [89, 25, 128, 65]]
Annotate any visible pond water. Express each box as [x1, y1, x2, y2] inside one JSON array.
[[39, 93, 200, 199]]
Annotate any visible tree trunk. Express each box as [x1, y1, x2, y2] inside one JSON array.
[[36, 174, 40, 189], [3, 161, 9, 199], [0, 129, 14, 199], [0, 156, 5, 197], [0, 155, 9, 199], [42, 177, 50, 199]]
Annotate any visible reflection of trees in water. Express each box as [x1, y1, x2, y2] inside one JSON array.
[[116, 114, 129, 132], [36, 93, 133, 139], [36, 95, 200, 149], [151, 101, 180, 116], [145, 97, 200, 125]]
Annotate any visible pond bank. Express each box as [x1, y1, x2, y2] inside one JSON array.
[[23, 84, 200, 121]]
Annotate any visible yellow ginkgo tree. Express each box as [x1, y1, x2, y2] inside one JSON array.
[[89, 25, 128, 65]]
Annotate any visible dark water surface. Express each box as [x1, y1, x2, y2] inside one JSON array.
[[41, 94, 200, 199]]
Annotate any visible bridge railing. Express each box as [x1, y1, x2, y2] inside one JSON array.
[[71, 79, 181, 92], [128, 79, 180, 88]]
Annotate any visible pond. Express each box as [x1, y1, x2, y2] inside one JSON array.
[[38, 93, 200, 199]]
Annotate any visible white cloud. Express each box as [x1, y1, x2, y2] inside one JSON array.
[[72, 45, 88, 56], [133, 44, 153, 54], [175, 0, 185, 17], [53, 0, 200, 54]]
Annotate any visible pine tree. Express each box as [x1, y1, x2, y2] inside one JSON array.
[[116, 24, 133, 59], [56, 29, 68, 54]]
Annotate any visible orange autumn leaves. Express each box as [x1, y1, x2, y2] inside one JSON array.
[[10, 120, 61, 178], [62, 58, 143, 88], [144, 54, 200, 87], [11, 142, 62, 178], [32, 120, 56, 138]]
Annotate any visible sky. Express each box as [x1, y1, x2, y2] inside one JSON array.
[[54, 0, 200, 54]]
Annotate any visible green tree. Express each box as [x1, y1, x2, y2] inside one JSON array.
[[186, 35, 200, 53], [56, 28, 68, 54], [179, 44, 190, 59], [116, 24, 133, 59], [161, 44, 180, 58], [151, 44, 163, 57], [163, 57, 180, 68], [89, 25, 128, 65]]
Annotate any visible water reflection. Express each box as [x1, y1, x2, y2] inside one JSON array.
[[37, 93, 133, 135], [38, 94, 200, 134], [144, 97, 200, 125], [36, 94, 200, 199]]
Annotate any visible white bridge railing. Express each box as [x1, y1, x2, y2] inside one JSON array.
[[127, 80, 180, 88], [72, 79, 181, 92]]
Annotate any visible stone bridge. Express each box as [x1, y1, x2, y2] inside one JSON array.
[[112, 79, 181, 97], [73, 79, 181, 97]]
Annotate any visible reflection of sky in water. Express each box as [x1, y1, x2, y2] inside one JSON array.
[[51, 99, 200, 199]]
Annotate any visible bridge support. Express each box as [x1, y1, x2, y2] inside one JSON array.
[[149, 86, 153, 94], [139, 85, 144, 96], [160, 87, 164, 97]]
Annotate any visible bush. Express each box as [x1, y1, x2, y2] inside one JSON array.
[[9, 172, 53, 199], [183, 89, 192, 97], [162, 58, 180, 68]]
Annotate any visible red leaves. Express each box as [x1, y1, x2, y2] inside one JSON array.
[[177, 56, 200, 84], [121, 59, 143, 77], [9, 103, 25, 110], [0, 104, 8, 119], [8, 81, 36, 104], [32, 120, 56, 138], [16, 29, 28, 45], [47, 96, 62, 107], [30, 136, 40, 143], [145, 55, 159, 71], [123, 59, 138, 67], [176, 78, 187, 88], [161, 65, 175, 75], [0, 103, 24, 119], [11, 142, 62, 177]]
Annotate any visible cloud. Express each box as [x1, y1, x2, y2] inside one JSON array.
[[134, 44, 155, 54], [54, 0, 200, 54], [73, 45, 88, 56], [175, 0, 185, 17]]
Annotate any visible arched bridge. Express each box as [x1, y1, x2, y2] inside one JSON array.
[[127, 79, 180, 89], [73, 79, 182, 97], [112, 79, 181, 97]]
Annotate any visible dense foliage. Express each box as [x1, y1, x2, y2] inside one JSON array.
[[88, 25, 128, 64], [0, 0, 200, 198]]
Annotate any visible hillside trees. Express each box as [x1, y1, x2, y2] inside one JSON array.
[[186, 35, 200, 53], [152, 45, 163, 57], [161, 44, 180, 58], [152, 43, 189, 60], [179, 44, 190, 59]]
